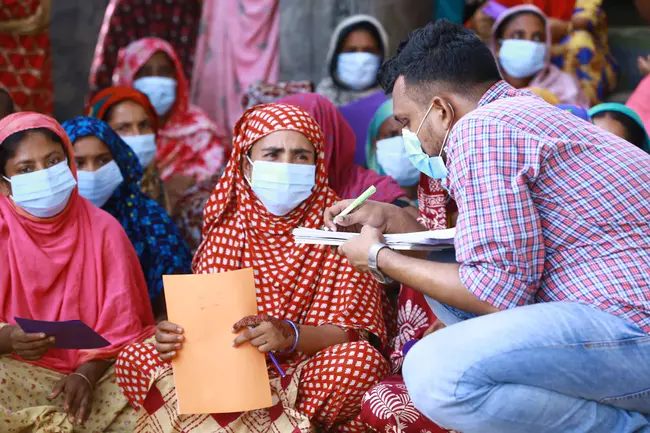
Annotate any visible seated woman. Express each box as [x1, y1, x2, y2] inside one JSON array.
[[489, 5, 589, 107], [316, 15, 388, 107], [174, 92, 409, 253], [0, 112, 154, 430], [472, 0, 616, 105], [589, 103, 650, 152], [112, 37, 230, 208], [366, 98, 421, 201], [62, 116, 192, 318], [87, 85, 171, 212], [114, 103, 388, 432]]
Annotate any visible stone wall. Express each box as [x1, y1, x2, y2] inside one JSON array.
[[50, 0, 108, 121], [279, 0, 434, 83]]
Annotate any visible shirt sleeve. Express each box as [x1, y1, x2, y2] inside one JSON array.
[[448, 116, 546, 309]]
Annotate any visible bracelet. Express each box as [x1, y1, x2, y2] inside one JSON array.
[[69, 372, 93, 391], [279, 320, 299, 354]]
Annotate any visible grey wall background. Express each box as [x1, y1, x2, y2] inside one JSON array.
[[51, 0, 109, 121], [279, 0, 434, 83]]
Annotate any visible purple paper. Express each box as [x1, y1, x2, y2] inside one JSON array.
[[339, 91, 387, 166], [483, 1, 508, 20], [14, 317, 110, 350]]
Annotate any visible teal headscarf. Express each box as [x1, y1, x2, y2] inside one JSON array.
[[588, 103, 650, 152], [366, 98, 394, 173]]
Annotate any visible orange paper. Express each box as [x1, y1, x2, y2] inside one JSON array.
[[163, 269, 272, 414]]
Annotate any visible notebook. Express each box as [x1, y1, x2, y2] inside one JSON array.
[[292, 227, 455, 251]]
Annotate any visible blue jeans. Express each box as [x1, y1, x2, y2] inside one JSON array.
[[403, 301, 650, 432]]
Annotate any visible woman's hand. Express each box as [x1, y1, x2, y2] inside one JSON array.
[[232, 314, 295, 353], [4, 325, 55, 360], [48, 373, 94, 426], [155, 321, 184, 361], [571, 15, 591, 31]]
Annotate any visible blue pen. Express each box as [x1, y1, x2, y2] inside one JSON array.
[[248, 326, 286, 377]]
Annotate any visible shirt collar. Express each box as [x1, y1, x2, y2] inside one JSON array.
[[477, 80, 519, 108]]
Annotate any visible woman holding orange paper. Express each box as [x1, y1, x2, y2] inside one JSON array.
[[0, 112, 155, 430], [115, 103, 389, 432]]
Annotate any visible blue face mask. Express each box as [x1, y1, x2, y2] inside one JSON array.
[[498, 39, 547, 79], [402, 102, 455, 180], [336, 52, 381, 90]]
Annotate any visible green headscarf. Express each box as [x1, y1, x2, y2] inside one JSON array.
[[366, 98, 394, 173], [588, 103, 650, 152]]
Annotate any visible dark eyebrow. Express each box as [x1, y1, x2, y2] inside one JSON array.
[[15, 150, 63, 165], [260, 146, 284, 153], [291, 148, 314, 155]]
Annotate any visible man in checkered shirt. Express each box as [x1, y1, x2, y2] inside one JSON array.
[[326, 20, 650, 433]]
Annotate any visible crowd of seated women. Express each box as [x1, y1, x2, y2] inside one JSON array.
[[1, 1, 649, 432]]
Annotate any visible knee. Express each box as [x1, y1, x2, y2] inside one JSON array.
[[402, 332, 481, 428], [312, 341, 389, 393]]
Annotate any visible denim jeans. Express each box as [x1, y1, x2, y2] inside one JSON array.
[[403, 301, 650, 432]]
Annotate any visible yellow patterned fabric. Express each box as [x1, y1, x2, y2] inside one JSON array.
[[0, 356, 136, 432]]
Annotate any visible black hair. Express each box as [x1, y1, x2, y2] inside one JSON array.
[[331, 20, 384, 90], [103, 104, 116, 123], [0, 88, 15, 119], [591, 111, 647, 150], [494, 10, 545, 40], [378, 20, 501, 102], [0, 128, 65, 177]]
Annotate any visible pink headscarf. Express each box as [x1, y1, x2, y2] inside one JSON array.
[[627, 75, 650, 133], [112, 37, 230, 182], [0, 112, 155, 374], [489, 5, 589, 108], [278, 93, 405, 203]]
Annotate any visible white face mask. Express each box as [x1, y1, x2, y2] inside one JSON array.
[[376, 136, 421, 186], [121, 134, 157, 169], [498, 39, 547, 79], [336, 52, 381, 90], [3, 160, 77, 218], [77, 161, 124, 208], [245, 156, 316, 216], [133, 77, 177, 116]]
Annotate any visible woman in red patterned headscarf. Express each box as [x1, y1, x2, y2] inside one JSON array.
[[112, 37, 230, 209], [114, 103, 389, 433]]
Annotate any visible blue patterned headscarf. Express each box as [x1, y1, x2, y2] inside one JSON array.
[[62, 117, 191, 310]]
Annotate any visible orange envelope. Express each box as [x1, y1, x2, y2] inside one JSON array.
[[163, 269, 273, 414]]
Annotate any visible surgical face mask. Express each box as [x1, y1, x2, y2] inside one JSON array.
[[77, 161, 124, 208], [498, 39, 547, 79], [376, 136, 421, 186], [402, 102, 455, 180], [3, 160, 77, 218], [245, 156, 316, 216], [133, 77, 177, 116], [122, 134, 157, 169], [336, 52, 381, 90]]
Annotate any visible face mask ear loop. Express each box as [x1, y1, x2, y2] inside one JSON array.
[[415, 101, 435, 137], [439, 103, 456, 158], [244, 155, 254, 185]]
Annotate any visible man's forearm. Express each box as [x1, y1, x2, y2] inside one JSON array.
[[377, 249, 499, 316]]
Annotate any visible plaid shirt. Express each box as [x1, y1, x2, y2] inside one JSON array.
[[448, 81, 650, 332]]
